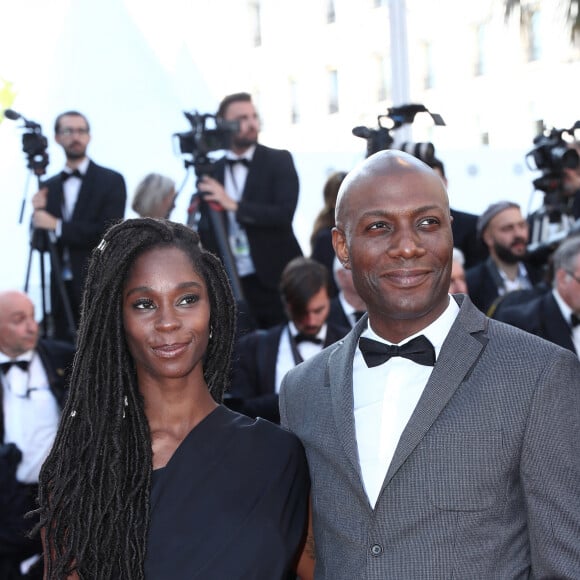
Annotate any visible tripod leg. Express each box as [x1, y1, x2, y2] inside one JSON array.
[[45, 231, 77, 342]]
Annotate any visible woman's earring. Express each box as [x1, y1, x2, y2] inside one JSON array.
[[209, 327, 213, 340]]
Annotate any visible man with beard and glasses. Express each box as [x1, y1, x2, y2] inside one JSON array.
[[197, 92, 303, 329], [465, 201, 545, 315], [31, 111, 126, 342]]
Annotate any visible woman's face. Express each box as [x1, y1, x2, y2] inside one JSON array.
[[122, 246, 211, 384]]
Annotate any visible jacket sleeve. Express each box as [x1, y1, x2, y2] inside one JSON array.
[[236, 149, 299, 229], [521, 348, 580, 577]]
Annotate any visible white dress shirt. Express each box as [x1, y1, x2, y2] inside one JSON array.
[[1, 350, 60, 483], [353, 298, 460, 507], [224, 146, 256, 277], [553, 288, 580, 357], [275, 321, 327, 393]]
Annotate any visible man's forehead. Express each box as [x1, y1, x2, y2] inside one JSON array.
[[60, 115, 88, 127]]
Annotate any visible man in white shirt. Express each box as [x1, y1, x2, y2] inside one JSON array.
[[280, 150, 580, 579], [0, 291, 74, 579], [229, 257, 348, 423]]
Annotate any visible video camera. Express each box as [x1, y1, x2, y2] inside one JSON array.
[[3, 108, 49, 176], [174, 111, 239, 175], [526, 122, 580, 261], [352, 103, 445, 159], [525, 121, 580, 209]]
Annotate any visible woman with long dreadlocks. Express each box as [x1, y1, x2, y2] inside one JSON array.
[[35, 218, 310, 579]]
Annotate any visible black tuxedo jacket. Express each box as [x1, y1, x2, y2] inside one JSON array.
[[41, 160, 126, 304], [328, 296, 353, 330], [199, 144, 303, 290], [494, 291, 576, 354], [450, 208, 488, 269], [465, 257, 545, 315], [228, 321, 349, 423]]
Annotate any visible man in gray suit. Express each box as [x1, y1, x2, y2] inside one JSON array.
[[279, 150, 580, 579]]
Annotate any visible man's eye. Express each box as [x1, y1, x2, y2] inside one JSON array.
[[419, 217, 440, 227], [368, 221, 389, 230]]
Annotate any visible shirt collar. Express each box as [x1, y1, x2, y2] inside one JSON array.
[[553, 288, 573, 322], [363, 296, 460, 358], [226, 145, 256, 162], [288, 321, 327, 342], [64, 157, 90, 176], [0, 349, 35, 364]]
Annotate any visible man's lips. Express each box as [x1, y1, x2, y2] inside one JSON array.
[[384, 269, 430, 287]]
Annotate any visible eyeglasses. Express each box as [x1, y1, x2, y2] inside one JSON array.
[[565, 270, 580, 284], [58, 128, 89, 136]]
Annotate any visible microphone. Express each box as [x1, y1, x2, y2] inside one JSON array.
[[352, 126, 373, 139], [4, 109, 41, 129], [4, 109, 21, 120]]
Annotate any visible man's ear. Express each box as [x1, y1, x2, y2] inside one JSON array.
[[332, 227, 350, 270]]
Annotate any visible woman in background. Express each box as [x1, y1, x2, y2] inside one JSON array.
[[131, 173, 176, 219]]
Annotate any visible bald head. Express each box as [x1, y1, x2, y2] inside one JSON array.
[[331, 150, 453, 342], [335, 150, 449, 232], [0, 290, 39, 358]]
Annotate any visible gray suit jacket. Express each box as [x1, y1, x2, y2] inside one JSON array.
[[279, 295, 580, 579]]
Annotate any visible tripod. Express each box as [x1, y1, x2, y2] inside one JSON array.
[[25, 190, 77, 341]]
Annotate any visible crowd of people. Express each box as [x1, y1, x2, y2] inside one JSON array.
[[1, 92, 580, 579]]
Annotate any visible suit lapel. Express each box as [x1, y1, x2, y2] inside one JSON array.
[[543, 293, 576, 352], [240, 144, 263, 201], [327, 319, 367, 485], [71, 160, 95, 220], [383, 296, 488, 486]]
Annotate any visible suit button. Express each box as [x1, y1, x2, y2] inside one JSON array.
[[370, 543, 383, 556]]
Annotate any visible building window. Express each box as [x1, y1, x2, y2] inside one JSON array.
[[290, 79, 300, 124], [375, 55, 390, 101], [527, 9, 543, 61], [250, 1, 262, 47], [423, 42, 435, 89], [328, 69, 339, 114], [327, 0, 336, 23], [474, 23, 489, 76]]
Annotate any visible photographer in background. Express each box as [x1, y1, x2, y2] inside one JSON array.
[[564, 140, 580, 219], [31, 111, 126, 342], [196, 92, 303, 329]]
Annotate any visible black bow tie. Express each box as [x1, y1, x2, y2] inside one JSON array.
[[294, 333, 323, 345], [61, 169, 83, 182], [359, 335, 436, 367], [0, 360, 30, 374], [571, 313, 580, 328], [226, 158, 251, 168]]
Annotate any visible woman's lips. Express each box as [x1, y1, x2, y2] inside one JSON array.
[[152, 342, 189, 358]]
